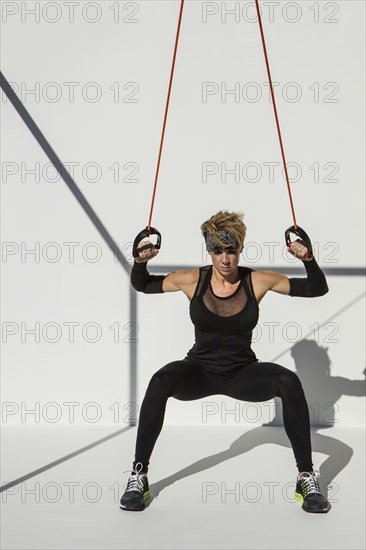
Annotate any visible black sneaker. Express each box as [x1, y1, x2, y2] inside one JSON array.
[[119, 462, 151, 511], [294, 470, 330, 513]]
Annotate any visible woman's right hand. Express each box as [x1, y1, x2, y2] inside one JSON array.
[[134, 239, 160, 263]]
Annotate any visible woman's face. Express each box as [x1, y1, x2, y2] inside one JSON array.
[[209, 247, 242, 275]]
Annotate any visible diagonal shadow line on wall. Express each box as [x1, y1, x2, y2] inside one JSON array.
[[0, 72, 130, 272], [0, 426, 133, 493], [1, 72, 139, 488]]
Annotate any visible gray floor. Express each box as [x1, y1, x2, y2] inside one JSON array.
[[1, 425, 365, 550]]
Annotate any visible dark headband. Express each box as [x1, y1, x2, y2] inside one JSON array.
[[204, 230, 239, 252]]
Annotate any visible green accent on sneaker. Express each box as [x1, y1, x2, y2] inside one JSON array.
[[294, 491, 304, 504]]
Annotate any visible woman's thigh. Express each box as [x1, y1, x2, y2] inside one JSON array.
[[154, 358, 220, 401], [220, 361, 299, 402]]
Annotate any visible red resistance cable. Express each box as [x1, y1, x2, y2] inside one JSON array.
[[254, 0, 298, 228], [147, 0, 185, 233]]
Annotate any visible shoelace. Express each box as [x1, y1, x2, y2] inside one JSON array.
[[299, 470, 321, 495], [122, 462, 147, 493]]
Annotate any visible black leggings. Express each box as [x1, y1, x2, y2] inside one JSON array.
[[133, 358, 313, 473]]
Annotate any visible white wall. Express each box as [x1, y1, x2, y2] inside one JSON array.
[[1, 0, 365, 427]]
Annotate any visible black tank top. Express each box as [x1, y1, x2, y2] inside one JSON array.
[[186, 265, 259, 372]]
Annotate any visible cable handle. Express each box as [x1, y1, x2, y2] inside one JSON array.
[[132, 226, 162, 259], [285, 225, 313, 259]]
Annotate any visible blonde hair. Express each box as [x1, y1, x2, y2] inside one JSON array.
[[200, 210, 247, 251]]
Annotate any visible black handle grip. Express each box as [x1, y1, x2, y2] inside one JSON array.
[[285, 225, 313, 259], [132, 226, 162, 259]]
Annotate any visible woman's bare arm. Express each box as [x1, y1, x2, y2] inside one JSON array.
[[162, 269, 199, 294], [252, 271, 291, 302]]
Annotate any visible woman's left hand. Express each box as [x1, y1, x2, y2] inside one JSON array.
[[288, 241, 312, 261]]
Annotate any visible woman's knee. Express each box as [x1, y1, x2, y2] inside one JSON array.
[[146, 364, 179, 398], [275, 368, 304, 398]]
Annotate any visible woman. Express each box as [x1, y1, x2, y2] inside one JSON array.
[[119, 210, 330, 513]]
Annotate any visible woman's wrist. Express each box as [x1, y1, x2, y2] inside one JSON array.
[[133, 259, 148, 268]]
